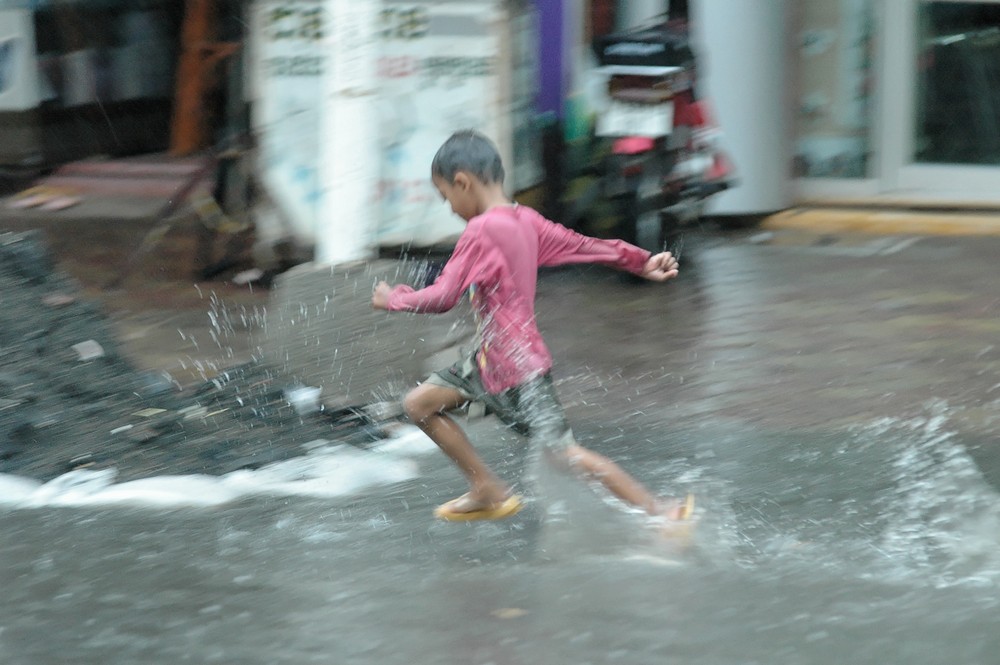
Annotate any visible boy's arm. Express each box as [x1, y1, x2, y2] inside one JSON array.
[[535, 216, 678, 281], [535, 216, 651, 274], [373, 232, 481, 313]]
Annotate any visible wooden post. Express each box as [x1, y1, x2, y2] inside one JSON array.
[[170, 0, 214, 156]]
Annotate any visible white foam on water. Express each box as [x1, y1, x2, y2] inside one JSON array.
[[222, 442, 419, 499], [0, 425, 437, 511], [368, 425, 440, 455], [617, 552, 685, 567]]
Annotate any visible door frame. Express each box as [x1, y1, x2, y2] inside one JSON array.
[[879, 0, 1000, 204]]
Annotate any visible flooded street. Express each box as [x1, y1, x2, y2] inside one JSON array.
[[4, 227, 1000, 664]]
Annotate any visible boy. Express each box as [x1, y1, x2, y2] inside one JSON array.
[[371, 130, 691, 523]]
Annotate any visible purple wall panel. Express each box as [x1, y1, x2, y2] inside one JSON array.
[[536, 0, 564, 117]]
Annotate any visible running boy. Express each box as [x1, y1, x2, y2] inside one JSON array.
[[371, 130, 690, 523]]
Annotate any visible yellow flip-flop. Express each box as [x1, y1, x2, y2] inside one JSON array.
[[676, 493, 696, 520], [434, 494, 523, 522], [656, 494, 697, 540]]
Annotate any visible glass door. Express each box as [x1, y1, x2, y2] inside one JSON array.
[[881, 0, 1000, 202]]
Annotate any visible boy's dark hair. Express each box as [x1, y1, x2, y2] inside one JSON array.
[[431, 130, 505, 185]]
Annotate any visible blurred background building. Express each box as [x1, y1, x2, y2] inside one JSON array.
[[2, 0, 999, 252]]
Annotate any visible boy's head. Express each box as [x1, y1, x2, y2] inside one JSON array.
[[431, 130, 506, 221], [431, 130, 505, 185]]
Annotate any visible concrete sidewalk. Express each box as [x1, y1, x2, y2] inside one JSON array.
[[7, 187, 1000, 401], [0, 154, 209, 225], [267, 218, 1000, 435], [6, 180, 1000, 481], [0, 154, 264, 389], [762, 206, 1000, 236], [264, 202, 1000, 418]]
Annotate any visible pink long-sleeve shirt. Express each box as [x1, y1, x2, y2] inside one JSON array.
[[386, 205, 650, 394]]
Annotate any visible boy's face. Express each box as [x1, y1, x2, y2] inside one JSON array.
[[432, 172, 477, 221]]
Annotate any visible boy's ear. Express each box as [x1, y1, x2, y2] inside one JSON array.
[[453, 171, 472, 191]]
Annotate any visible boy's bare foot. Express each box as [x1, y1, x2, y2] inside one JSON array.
[[649, 495, 697, 542], [653, 494, 696, 521], [434, 492, 523, 522], [443, 492, 507, 513]]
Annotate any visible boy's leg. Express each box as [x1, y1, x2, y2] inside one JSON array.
[[517, 377, 690, 520], [562, 443, 688, 519], [403, 382, 513, 511]]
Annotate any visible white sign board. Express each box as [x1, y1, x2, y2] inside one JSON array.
[[376, 2, 505, 245], [249, 0, 541, 248], [375, 1, 540, 246]]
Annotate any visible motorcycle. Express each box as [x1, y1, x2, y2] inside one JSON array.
[[565, 19, 734, 255]]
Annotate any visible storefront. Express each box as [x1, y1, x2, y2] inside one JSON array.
[[0, 0, 249, 168], [0, 0, 189, 166], [793, 0, 1000, 206], [574, 0, 1000, 212]]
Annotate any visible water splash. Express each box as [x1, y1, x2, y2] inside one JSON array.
[[864, 407, 1000, 587], [729, 403, 1000, 588]]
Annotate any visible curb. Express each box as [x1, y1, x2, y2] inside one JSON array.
[[761, 207, 1000, 237]]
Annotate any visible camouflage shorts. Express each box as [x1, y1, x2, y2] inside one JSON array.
[[424, 353, 573, 448]]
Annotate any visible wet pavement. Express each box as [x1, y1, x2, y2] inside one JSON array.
[[2, 216, 1000, 663]]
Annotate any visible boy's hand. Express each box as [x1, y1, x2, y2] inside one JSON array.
[[372, 281, 393, 309], [641, 251, 679, 282]]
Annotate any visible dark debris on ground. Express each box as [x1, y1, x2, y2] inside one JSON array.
[[0, 231, 391, 483]]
